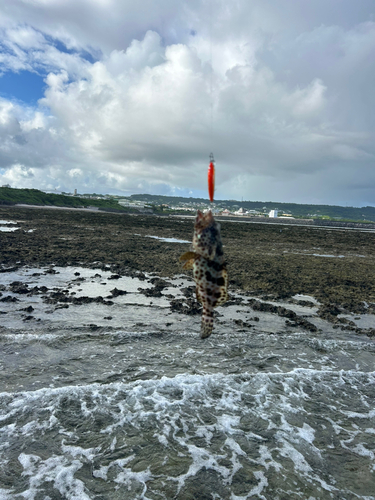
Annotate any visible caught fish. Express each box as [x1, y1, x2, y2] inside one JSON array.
[[180, 210, 228, 338]]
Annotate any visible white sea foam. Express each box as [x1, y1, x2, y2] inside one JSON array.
[[18, 452, 92, 500], [1, 370, 374, 498], [307, 338, 375, 353]]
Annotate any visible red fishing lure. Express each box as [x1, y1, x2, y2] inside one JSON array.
[[208, 153, 215, 202]]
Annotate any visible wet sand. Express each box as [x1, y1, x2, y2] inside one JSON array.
[[1, 206, 375, 336]]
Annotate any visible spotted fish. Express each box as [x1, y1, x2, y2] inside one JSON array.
[[180, 210, 228, 338]]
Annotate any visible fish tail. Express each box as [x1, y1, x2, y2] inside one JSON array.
[[200, 305, 214, 339]]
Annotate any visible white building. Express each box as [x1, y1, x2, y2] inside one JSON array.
[[234, 207, 246, 215], [269, 209, 278, 218]]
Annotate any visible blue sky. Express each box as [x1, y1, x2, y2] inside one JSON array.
[[0, 70, 46, 103], [0, 35, 96, 102], [0, 0, 375, 206]]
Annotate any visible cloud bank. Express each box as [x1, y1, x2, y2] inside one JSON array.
[[0, 0, 375, 205]]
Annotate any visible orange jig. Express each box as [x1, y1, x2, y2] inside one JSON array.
[[208, 153, 215, 202]]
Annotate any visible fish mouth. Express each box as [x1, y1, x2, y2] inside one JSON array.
[[195, 209, 214, 229]]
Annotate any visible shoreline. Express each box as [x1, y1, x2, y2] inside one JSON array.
[[4, 203, 375, 230]]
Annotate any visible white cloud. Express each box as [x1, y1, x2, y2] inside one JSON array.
[[20, 111, 46, 131], [0, 25, 91, 78], [288, 79, 327, 118], [1, 163, 35, 184], [0, 1, 375, 205], [106, 31, 165, 75], [6, 25, 46, 50]]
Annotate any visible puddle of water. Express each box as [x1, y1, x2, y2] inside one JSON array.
[[312, 253, 345, 258], [0, 220, 19, 232], [134, 233, 191, 244], [339, 313, 375, 329], [0, 266, 192, 331], [292, 294, 320, 305], [69, 275, 153, 297], [145, 235, 191, 244], [284, 251, 346, 258]]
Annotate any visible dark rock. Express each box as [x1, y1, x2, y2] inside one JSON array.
[[181, 286, 195, 298], [149, 277, 170, 289], [0, 296, 18, 303], [138, 287, 163, 298], [45, 268, 57, 274], [21, 305, 34, 313], [9, 281, 29, 294], [318, 303, 342, 318], [170, 298, 201, 315], [234, 319, 252, 328], [109, 287, 127, 297]]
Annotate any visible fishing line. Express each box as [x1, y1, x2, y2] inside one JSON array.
[[209, 0, 214, 148], [207, 0, 215, 203]]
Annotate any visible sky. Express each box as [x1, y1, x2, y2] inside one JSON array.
[[0, 0, 375, 206]]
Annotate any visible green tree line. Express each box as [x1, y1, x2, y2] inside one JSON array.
[[0, 187, 127, 212]]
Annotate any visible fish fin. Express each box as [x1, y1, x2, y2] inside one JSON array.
[[179, 251, 197, 262], [180, 251, 197, 270], [182, 260, 194, 270]]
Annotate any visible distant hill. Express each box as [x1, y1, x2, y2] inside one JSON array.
[[130, 194, 375, 222], [1, 187, 375, 222], [0, 187, 128, 212]]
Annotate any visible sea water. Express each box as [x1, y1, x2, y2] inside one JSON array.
[[0, 266, 374, 499]]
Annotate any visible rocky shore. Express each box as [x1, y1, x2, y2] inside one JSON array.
[[1, 206, 374, 336], [217, 215, 375, 229]]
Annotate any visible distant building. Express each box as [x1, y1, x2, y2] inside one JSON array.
[[74, 189, 77, 196], [269, 209, 278, 218], [42, 189, 63, 195], [118, 200, 148, 208], [2, 184, 11, 188], [234, 207, 246, 215]]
